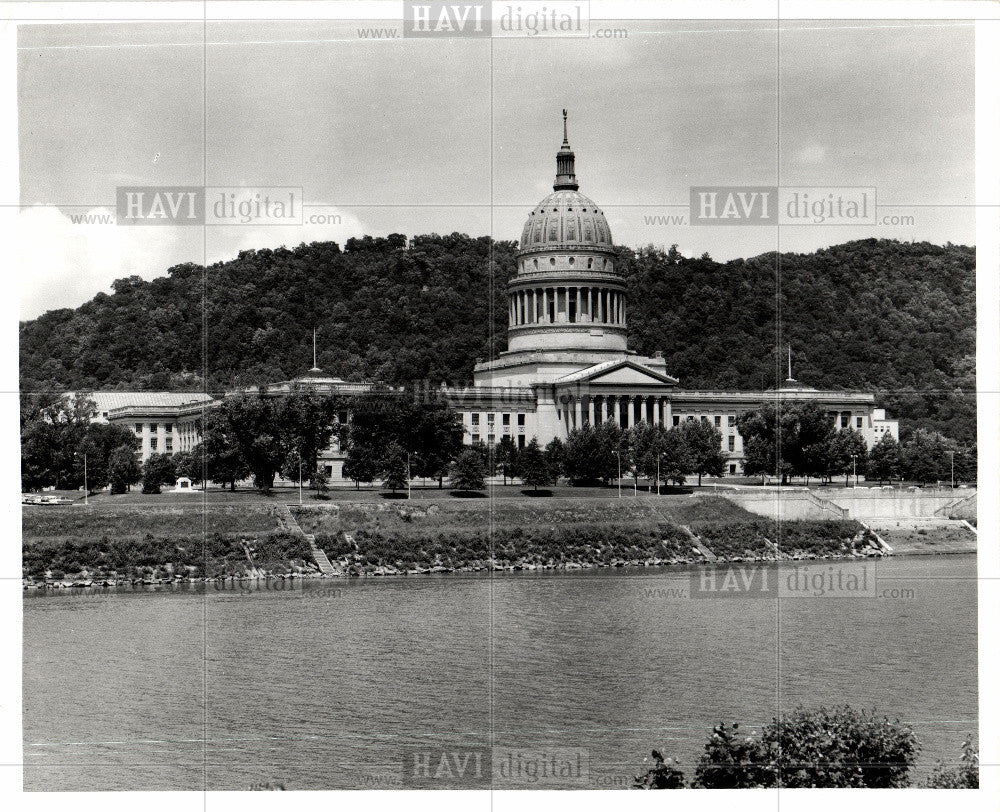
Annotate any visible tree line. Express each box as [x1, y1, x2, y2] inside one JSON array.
[[20, 391, 975, 495], [19, 236, 975, 444]]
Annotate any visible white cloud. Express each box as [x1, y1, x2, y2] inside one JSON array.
[[18, 204, 368, 320], [18, 205, 183, 320]]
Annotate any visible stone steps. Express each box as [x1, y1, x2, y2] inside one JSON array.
[[279, 504, 339, 575]]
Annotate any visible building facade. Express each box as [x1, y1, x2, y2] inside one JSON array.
[[95, 114, 897, 481]]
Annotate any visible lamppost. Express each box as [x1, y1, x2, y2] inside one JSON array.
[[298, 455, 303, 506], [83, 452, 88, 505], [406, 453, 412, 500], [949, 450, 955, 489], [850, 454, 857, 488], [612, 450, 622, 499]]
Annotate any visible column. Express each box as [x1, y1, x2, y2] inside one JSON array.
[[588, 397, 596, 426], [574, 398, 583, 430], [542, 288, 549, 323], [576, 287, 582, 322], [665, 399, 673, 427]]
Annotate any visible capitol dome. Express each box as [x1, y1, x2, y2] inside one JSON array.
[[506, 111, 627, 355], [519, 189, 613, 252]]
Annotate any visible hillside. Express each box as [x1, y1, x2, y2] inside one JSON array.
[[19, 236, 975, 441]]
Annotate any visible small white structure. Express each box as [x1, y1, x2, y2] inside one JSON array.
[[172, 477, 194, 492]]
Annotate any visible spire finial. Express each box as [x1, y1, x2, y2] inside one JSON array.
[[554, 109, 578, 191]]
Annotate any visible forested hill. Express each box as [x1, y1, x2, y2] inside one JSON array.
[[19, 235, 975, 441]]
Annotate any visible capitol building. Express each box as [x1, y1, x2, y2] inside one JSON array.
[[88, 113, 897, 481]]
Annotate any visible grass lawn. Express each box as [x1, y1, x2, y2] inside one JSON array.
[[22, 502, 282, 541]]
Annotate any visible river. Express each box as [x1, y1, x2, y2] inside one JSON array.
[[23, 553, 977, 790]]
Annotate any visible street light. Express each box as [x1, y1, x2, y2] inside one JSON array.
[[612, 450, 622, 499], [83, 452, 88, 505], [406, 453, 412, 500], [298, 455, 303, 506], [850, 454, 857, 488], [948, 450, 955, 489]]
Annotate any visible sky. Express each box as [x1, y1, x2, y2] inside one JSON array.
[[17, 18, 975, 319]]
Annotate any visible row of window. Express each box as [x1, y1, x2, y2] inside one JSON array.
[[134, 422, 174, 434], [470, 413, 527, 427], [471, 434, 527, 448], [147, 438, 173, 453]]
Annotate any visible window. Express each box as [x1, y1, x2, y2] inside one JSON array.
[[729, 436, 736, 451], [502, 413, 510, 426], [517, 413, 526, 426], [673, 416, 680, 426], [471, 413, 480, 426], [102, 412, 108, 418], [488, 434, 495, 446], [338, 411, 349, 424], [518, 436, 526, 449], [841, 413, 850, 429], [714, 416, 722, 427], [150, 438, 158, 451], [728, 415, 736, 427], [135, 423, 143, 433], [856, 417, 863, 429], [487, 413, 495, 425], [165, 439, 173, 453], [150, 423, 158, 433], [472, 434, 480, 444], [165, 423, 173, 433], [729, 464, 737, 475]]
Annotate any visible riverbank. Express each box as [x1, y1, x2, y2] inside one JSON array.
[[22, 495, 915, 587]]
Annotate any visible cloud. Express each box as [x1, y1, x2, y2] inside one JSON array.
[[18, 205, 184, 320], [18, 203, 368, 320]]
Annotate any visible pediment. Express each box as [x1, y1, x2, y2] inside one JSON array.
[[557, 359, 678, 387]]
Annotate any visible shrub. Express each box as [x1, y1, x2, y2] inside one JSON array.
[[634, 751, 685, 789], [691, 707, 918, 788], [926, 736, 978, 788]]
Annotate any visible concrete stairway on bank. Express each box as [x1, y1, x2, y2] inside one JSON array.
[[277, 504, 339, 576]]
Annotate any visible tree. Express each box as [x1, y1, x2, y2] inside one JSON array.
[[219, 394, 285, 491], [172, 449, 203, 484], [495, 436, 519, 485], [544, 437, 565, 484], [518, 438, 550, 491], [867, 433, 900, 484], [275, 389, 340, 486], [197, 411, 249, 491], [449, 449, 486, 491], [901, 429, 953, 484], [788, 401, 837, 482], [737, 404, 783, 482], [342, 442, 379, 489], [108, 446, 141, 494], [141, 453, 176, 494], [679, 419, 725, 486], [407, 400, 464, 487], [381, 442, 409, 493], [659, 427, 693, 486], [825, 428, 868, 486]]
